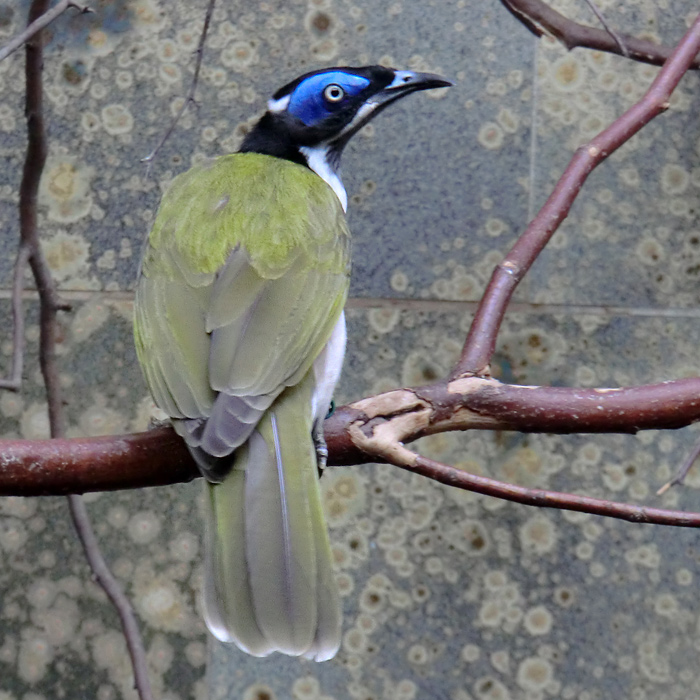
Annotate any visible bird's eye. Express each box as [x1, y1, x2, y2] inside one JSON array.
[[323, 84, 345, 103]]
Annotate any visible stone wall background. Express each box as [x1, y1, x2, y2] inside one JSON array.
[[1, 1, 700, 699]]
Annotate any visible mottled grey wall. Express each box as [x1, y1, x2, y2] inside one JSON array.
[[1, 0, 700, 699]]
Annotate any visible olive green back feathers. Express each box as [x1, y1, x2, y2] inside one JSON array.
[[134, 153, 350, 659], [135, 154, 350, 432]]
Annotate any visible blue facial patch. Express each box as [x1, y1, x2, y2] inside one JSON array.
[[288, 71, 370, 126]]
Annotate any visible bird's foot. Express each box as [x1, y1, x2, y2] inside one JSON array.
[[314, 429, 328, 475]]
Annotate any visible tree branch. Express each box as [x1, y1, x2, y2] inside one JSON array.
[[0, 427, 197, 496], [141, 0, 216, 171], [657, 435, 700, 495], [500, 0, 700, 68], [0, 0, 91, 63], [404, 454, 700, 529], [581, 0, 629, 58], [20, 3, 153, 698], [324, 378, 700, 467], [5, 372, 700, 529], [3, 376, 700, 494], [454, 7, 700, 377]]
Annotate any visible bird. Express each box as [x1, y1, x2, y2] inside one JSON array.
[[134, 65, 451, 661]]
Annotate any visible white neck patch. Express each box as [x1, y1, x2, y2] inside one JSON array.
[[338, 101, 377, 138], [299, 145, 347, 212], [267, 94, 291, 113]]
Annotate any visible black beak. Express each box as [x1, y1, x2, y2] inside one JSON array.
[[380, 70, 454, 97], [335, 70, 453, 147]]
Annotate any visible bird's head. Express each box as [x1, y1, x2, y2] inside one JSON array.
[[239, 65, 452, 209]]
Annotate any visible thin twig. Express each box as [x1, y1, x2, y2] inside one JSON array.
[[0, 0, 91, 63], [67, 497, 154, 697], [407, 453, 700, 529], [0, 244, 30, 390], [500, 0, 700, 69], [21, 3, 153, 699], [657, 436, 700, 495], [454, 10, 700, 377], [141, 0, 216, 171], [581, 0, 629, 58]]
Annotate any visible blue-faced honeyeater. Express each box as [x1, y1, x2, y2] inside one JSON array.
[[134, 66, 451, 660]]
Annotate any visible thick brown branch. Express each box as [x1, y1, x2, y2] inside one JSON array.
[[500, 0, 700, 68], [455, 11, 700, 377], [325, 378, 700, 466], [0, 427, 197, 496], [3, 377, 700, 495]]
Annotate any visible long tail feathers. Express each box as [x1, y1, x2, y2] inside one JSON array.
[[203, 380, 341, 660]]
